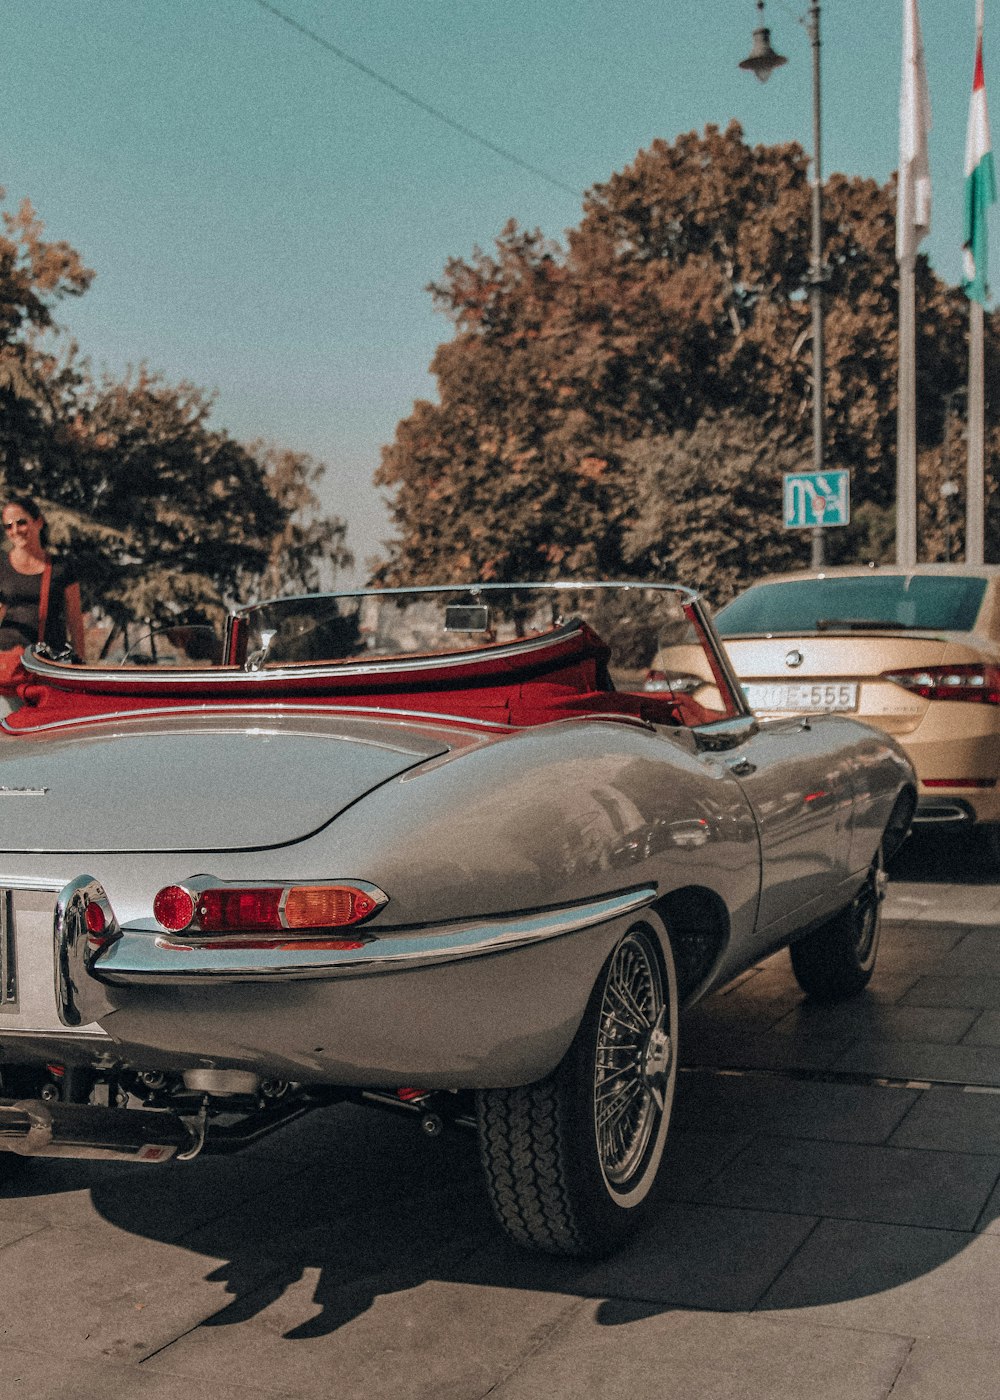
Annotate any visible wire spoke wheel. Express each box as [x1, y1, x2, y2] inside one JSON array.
[[594, 934, 669, 1188]]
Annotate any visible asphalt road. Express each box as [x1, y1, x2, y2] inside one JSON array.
[[1, 831, 998, 1400]]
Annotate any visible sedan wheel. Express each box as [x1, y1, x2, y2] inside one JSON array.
[[477, 918, 678, 1256], [790, 850, 885, 1002]]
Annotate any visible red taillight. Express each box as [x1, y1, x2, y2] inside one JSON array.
[[198, 887, 284, 932], [881, 663, 1000, 704], [152, 882, 384, 937], [153, 885, 196, 932], [84, 903, 106, 935]]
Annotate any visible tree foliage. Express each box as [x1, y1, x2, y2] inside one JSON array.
[[0, 193, 351, 630], [376, 122, 997, 600]]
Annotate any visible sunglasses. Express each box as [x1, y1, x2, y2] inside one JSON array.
[[3, 519, 32, 530]]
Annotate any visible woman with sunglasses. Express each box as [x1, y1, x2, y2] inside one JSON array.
[[0, 496, 86, 666]]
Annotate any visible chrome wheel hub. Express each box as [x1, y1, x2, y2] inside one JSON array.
[[593, 932, 667, 1187]]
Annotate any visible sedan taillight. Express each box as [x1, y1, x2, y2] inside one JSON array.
[[880, 663, 1000, 704]]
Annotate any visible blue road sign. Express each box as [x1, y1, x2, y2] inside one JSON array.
[[783, 470, 850, 529]]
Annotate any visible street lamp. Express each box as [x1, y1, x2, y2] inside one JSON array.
[[741, 0, 826, 569]]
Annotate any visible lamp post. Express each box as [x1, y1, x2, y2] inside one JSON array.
[[940, 478, 959, 562], [741, 0, 826, 569]]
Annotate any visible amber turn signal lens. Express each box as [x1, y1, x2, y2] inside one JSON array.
[[284, 885, 378, 928]]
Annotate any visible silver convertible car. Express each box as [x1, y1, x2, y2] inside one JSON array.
[[0, 583, 914, 1256]]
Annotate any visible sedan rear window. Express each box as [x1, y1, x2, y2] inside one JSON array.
[[715, 575, 988, 637]]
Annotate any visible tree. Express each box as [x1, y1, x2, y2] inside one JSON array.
[[618, 411, 809, 598], [0, 193, 92, 494], [249, 445, 353, 599], [0, 191, 353, 629], [61, 371, 350, 629], [376, 123, 995, 599]]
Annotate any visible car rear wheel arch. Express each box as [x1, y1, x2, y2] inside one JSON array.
[[649, 886, 729, 1004]]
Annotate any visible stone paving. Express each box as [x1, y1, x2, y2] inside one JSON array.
[[1, 833, 999, 1399]]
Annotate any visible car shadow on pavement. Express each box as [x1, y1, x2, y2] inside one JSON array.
[[3, 1050, 998, 1344]]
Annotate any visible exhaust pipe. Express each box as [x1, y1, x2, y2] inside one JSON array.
[[0, 1099, 198, 1163]]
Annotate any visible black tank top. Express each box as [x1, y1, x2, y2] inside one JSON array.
[[0, 555, 75, 652]]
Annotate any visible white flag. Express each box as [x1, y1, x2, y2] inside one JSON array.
[[897, 0, 932, 261]]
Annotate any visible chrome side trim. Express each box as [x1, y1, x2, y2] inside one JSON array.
[[3, 702, 510, 736], [92, 886, 659, 984]]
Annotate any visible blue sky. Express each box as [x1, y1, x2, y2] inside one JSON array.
[[3, 1, 994, 580]]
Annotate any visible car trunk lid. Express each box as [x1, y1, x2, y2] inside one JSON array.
[[0, 711, 452, 853], [723, 633, 952, 735]]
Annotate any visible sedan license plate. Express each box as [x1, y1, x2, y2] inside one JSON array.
[[743, 681, 859, 713]]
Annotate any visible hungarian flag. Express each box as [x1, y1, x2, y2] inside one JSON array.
[[963, 3, 997, 303]]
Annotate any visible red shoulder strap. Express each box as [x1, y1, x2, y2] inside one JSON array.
[[37, 563, 52, 644]]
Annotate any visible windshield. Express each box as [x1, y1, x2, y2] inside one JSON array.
[[233, 584, 692, 677], [715, 575, 989, 637], [229, 583, 742, 721]]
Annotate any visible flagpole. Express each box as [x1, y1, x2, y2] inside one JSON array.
[[896, 0, 931, 569], [967, 298, 985, 563], [963, 0, 993, 565], [897, 257, 918, 566]]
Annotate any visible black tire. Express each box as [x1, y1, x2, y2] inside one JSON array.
[[476, 918, 678, 1257], [790, 850, 885, 1002]]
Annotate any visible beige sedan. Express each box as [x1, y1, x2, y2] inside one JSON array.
[[703, 566, 1000, 866]]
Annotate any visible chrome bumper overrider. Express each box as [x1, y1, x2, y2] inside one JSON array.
[[88, 886, 658, 984]]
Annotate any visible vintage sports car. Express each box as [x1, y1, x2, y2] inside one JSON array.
[[708, 565, 1000, 867], [0, 583, 915, 1256]]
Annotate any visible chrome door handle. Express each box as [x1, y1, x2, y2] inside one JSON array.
[[725, 756, 757, 777]]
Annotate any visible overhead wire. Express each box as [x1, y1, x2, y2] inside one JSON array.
[[249, 0, 583, 199]]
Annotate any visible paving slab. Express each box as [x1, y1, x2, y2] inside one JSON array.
[[0, 1224, 287, 1363], [680, 1025, 848, 1072], [578, 1202, 817, 1311], [832, 1038, 1000, 1086], [758, 1218, 1000, 1347], [962, 1010, 1000, 1045], [672, 1070, 918, 1144], [695, 1135, 1000, 1230], [769, 1001, 978, 1044], [143, 1248, 588, 1400], [656, 1128, 752, 1196], [933, 929, 1000, 977], [486, 1305, 911, 1400], [0, 1150, 308, 1243], [889, 1338, 1000, 1400], [889, 1085, 1000, 1154], [0, 1344, 298, 1400], [975, 1174, 1000, 1233], [900, 974, 1000, 1009]]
